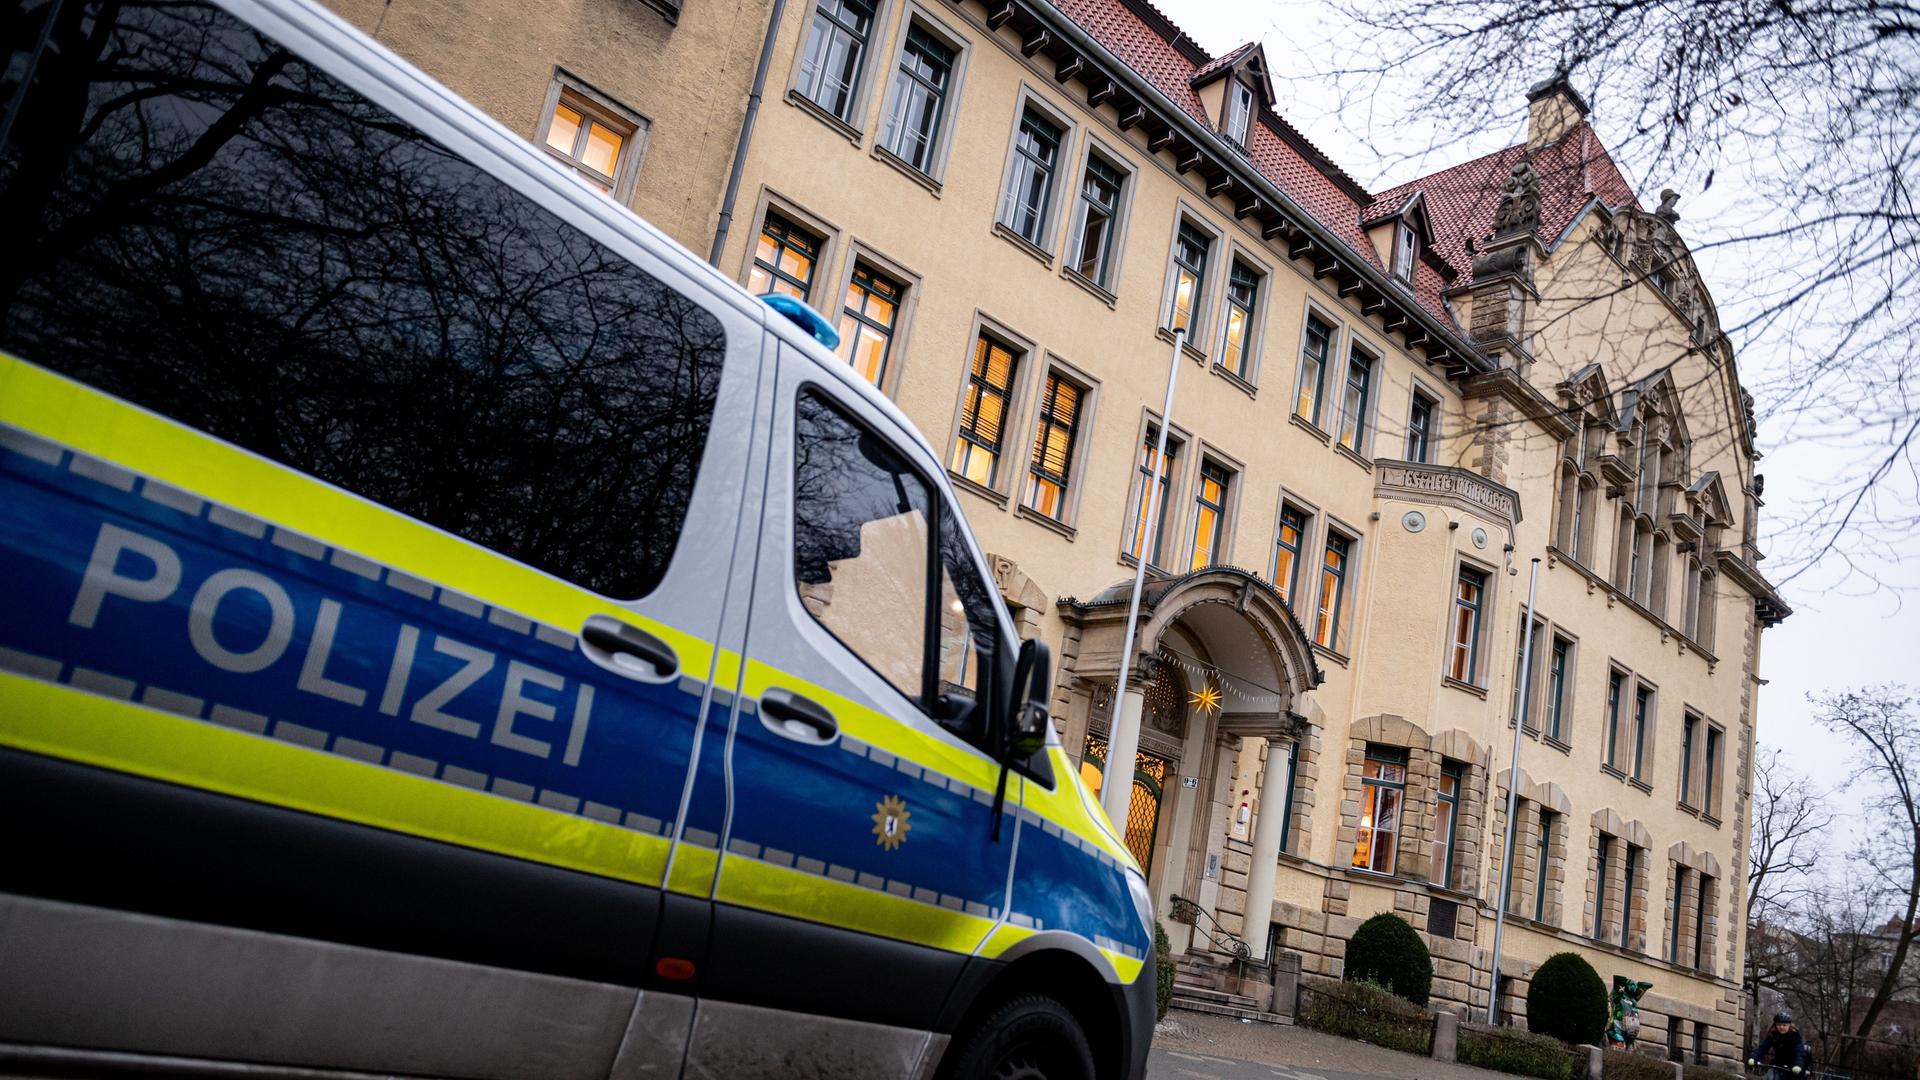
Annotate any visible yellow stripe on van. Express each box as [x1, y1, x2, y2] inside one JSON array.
[[714, 855, 996, 955], [0, 672, 670, 883], [0, 353, 724, 680]]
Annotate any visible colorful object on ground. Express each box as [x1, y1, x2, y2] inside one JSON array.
[[1605, 976, 1654, 1048]]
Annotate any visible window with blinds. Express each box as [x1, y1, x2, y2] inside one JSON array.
[[1025, 371, 1082, 519], [952, 333, 1020, 486]]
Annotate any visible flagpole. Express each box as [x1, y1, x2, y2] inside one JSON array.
[[1101, 327, 1185, 833], [1489, 557, 1542, 1023]]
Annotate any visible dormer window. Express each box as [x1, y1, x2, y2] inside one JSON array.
[[1393, 220, 1417, 282], [1225, 81, 1253, 146]]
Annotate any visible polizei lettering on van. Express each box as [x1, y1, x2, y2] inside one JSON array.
[[0, 434, 699, 840]]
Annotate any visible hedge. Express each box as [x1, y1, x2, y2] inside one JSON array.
[[1603, 1047, 1684, 1079], [1297, 976, 1432, 1055], [1680, 1066, 1744, 1080], [1154, 922, 1175, 1021], [1457, 1022, 1578, 1080], [1525, 952, 1609, 1046], [1343, 912, 1434, 1005]]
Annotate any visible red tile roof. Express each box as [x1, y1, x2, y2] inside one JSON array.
[[1190, 41, 1256, 84], [1040, 0, 1644, 330]]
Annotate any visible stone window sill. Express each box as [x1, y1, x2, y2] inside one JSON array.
[[1543, 734, 1572, 755], [1289, 411, 1332, 444], [1442, 675, 1487, 699], [1153, 325, 1208, 363], [1061, 267, 1118, 308], [991, 221, 1055, 269], [872, 144, 943, 195], [1311, 642, 1350, 668], [949, 471, 1009, 508], [1333, 441, 1374, 473], [786, 88, 863, 146], [1629, 776, 1653, 795], [1015, 502, 1077, 540], [1211, 363, 1258, 399]]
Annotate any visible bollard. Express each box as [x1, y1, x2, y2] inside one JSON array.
[[1574, 1045, 1604, 1080], [1429, 1010, 1458, 1063], [1270, 952, 1302, 1019]]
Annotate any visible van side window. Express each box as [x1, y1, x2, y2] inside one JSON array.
[[0, 0, 724, 600], [792, 390, 999, 746], [793, 391, 933, 703]]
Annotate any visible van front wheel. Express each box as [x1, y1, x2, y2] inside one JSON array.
[[944, 994, 1095, 1080]]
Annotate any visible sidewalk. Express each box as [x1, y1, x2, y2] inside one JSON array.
[[1152, 1011, 1527, 1080]]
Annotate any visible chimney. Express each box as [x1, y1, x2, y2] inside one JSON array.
[[1526, 75, 1590, 149]]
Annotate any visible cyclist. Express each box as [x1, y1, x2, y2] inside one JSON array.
[[1747, 1011, 1810, 1076]]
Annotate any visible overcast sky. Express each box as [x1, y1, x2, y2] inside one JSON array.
[[1153, 0, 1920, 815]]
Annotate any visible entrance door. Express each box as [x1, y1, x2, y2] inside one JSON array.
[[1080, 735, 1167, 873]]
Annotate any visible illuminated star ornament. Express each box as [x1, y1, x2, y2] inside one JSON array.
[[872, 795, 911, 851], [1188, 680, 1223, 716]]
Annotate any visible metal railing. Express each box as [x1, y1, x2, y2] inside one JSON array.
[[1169, 893, 1253, 963]]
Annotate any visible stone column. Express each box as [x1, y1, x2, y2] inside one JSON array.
[[1241, 736, 1293, 961]]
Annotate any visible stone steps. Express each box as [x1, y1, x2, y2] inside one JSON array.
[[1167, 993, 1293, 1026], [1170, 983, 1261, 1010]]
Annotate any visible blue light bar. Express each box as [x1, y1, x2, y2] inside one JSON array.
[[760, 293, 841, 350]]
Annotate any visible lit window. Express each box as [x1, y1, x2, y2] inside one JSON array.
[[1025, 372, 1083, 520], [797, 0, 875, 121], [1315, 534, 1349, 649], [748, 212, 821, 301], [1336, 348, 1372, 451], [1221, 261, 1259, 378], [1272, 505, 1306, 602], [1295, 315, 1331, 425], [1353, 748, 1405, 875], [1189, 461, 1230, 570], [1126, 427, 1180, 566], [881, 25, 954, 172], [540, 89, 641, 196], [834, 263, 902, 386], [1432, 762, 1461, 888], [1002, 109, 1062, 246], [951, 334, 1019, 486], [1406, 392, 1435, 462], [1168, 222, 1210, 334], [1449, 567, 1487, 683], [1070, 156, 1124, 287]]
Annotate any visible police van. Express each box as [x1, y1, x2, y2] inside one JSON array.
[[0, 0, 1156, 1075]]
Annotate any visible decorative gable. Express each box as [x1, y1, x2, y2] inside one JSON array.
[[1595, 192, 1722, 348], [1188, 42, 1274, 146]]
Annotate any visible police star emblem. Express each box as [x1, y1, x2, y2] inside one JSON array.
[[872, 795, 911, 851]]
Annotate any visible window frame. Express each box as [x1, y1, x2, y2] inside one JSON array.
[[1447, 560, 1492, 686], [1187, 456, 1236, 571], [1293, 305, 1339, 430], [788, 0, 890, 134], [1406, 385, 1438, 463], [1545, 632, 1575, 744], [994, 87, 1076, 255], [1314, 526, 1357, 654], [1534, 808, 1555, 922], [1353, 746, 1408, 876], [1631, 680, 1656, 782], [1216, 250, 1269, 384], [1162, 212, 1218, 343], [875, 7, 971, 182], [1064, 141, 1134, 293], [1334, 338, 1378, 454], [1271, 500, 1312, 605], [1020, 358, 1098, 527], [1679, 712, 1700, 808], [739, 192, 839, 305], [828, 240, 921, 397], [1592, 835, 1612, 940], [948, 326, 1028, 494], [534, 70, 649, 203], [1604, 667, 1629, 772], [1224, 78, 1254, 145], [1703, 722, 1725, 819], [1392, 219, 1418, 282], [1433, 760, 1463, 889], [1121, 412, 1190, 571]]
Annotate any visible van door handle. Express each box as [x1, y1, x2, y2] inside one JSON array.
[[760, 688, 838, 743], [581, 615, 679, 681]]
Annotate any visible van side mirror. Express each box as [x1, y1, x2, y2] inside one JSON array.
[[1005, 637, 1051, 762], [989, 637, 1051, 843]]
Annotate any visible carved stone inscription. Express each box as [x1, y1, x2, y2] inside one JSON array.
[[1376, 462, 1520, 526]]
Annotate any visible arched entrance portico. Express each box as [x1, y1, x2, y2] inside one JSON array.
[[1056, 567, 1320, 961]]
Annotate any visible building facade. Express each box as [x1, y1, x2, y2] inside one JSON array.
[[324, 0, 1791, 1064]]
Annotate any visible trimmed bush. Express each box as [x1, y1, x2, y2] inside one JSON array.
[[1458, 1021, 1578, 1080], [1297, 976, 1433, 1055], [1525, 952, 1609, 1046], [1342, 912, 1433, 1005], [1602, 1048, 1682, 1079], [1154, 922, 1174, 1021]]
